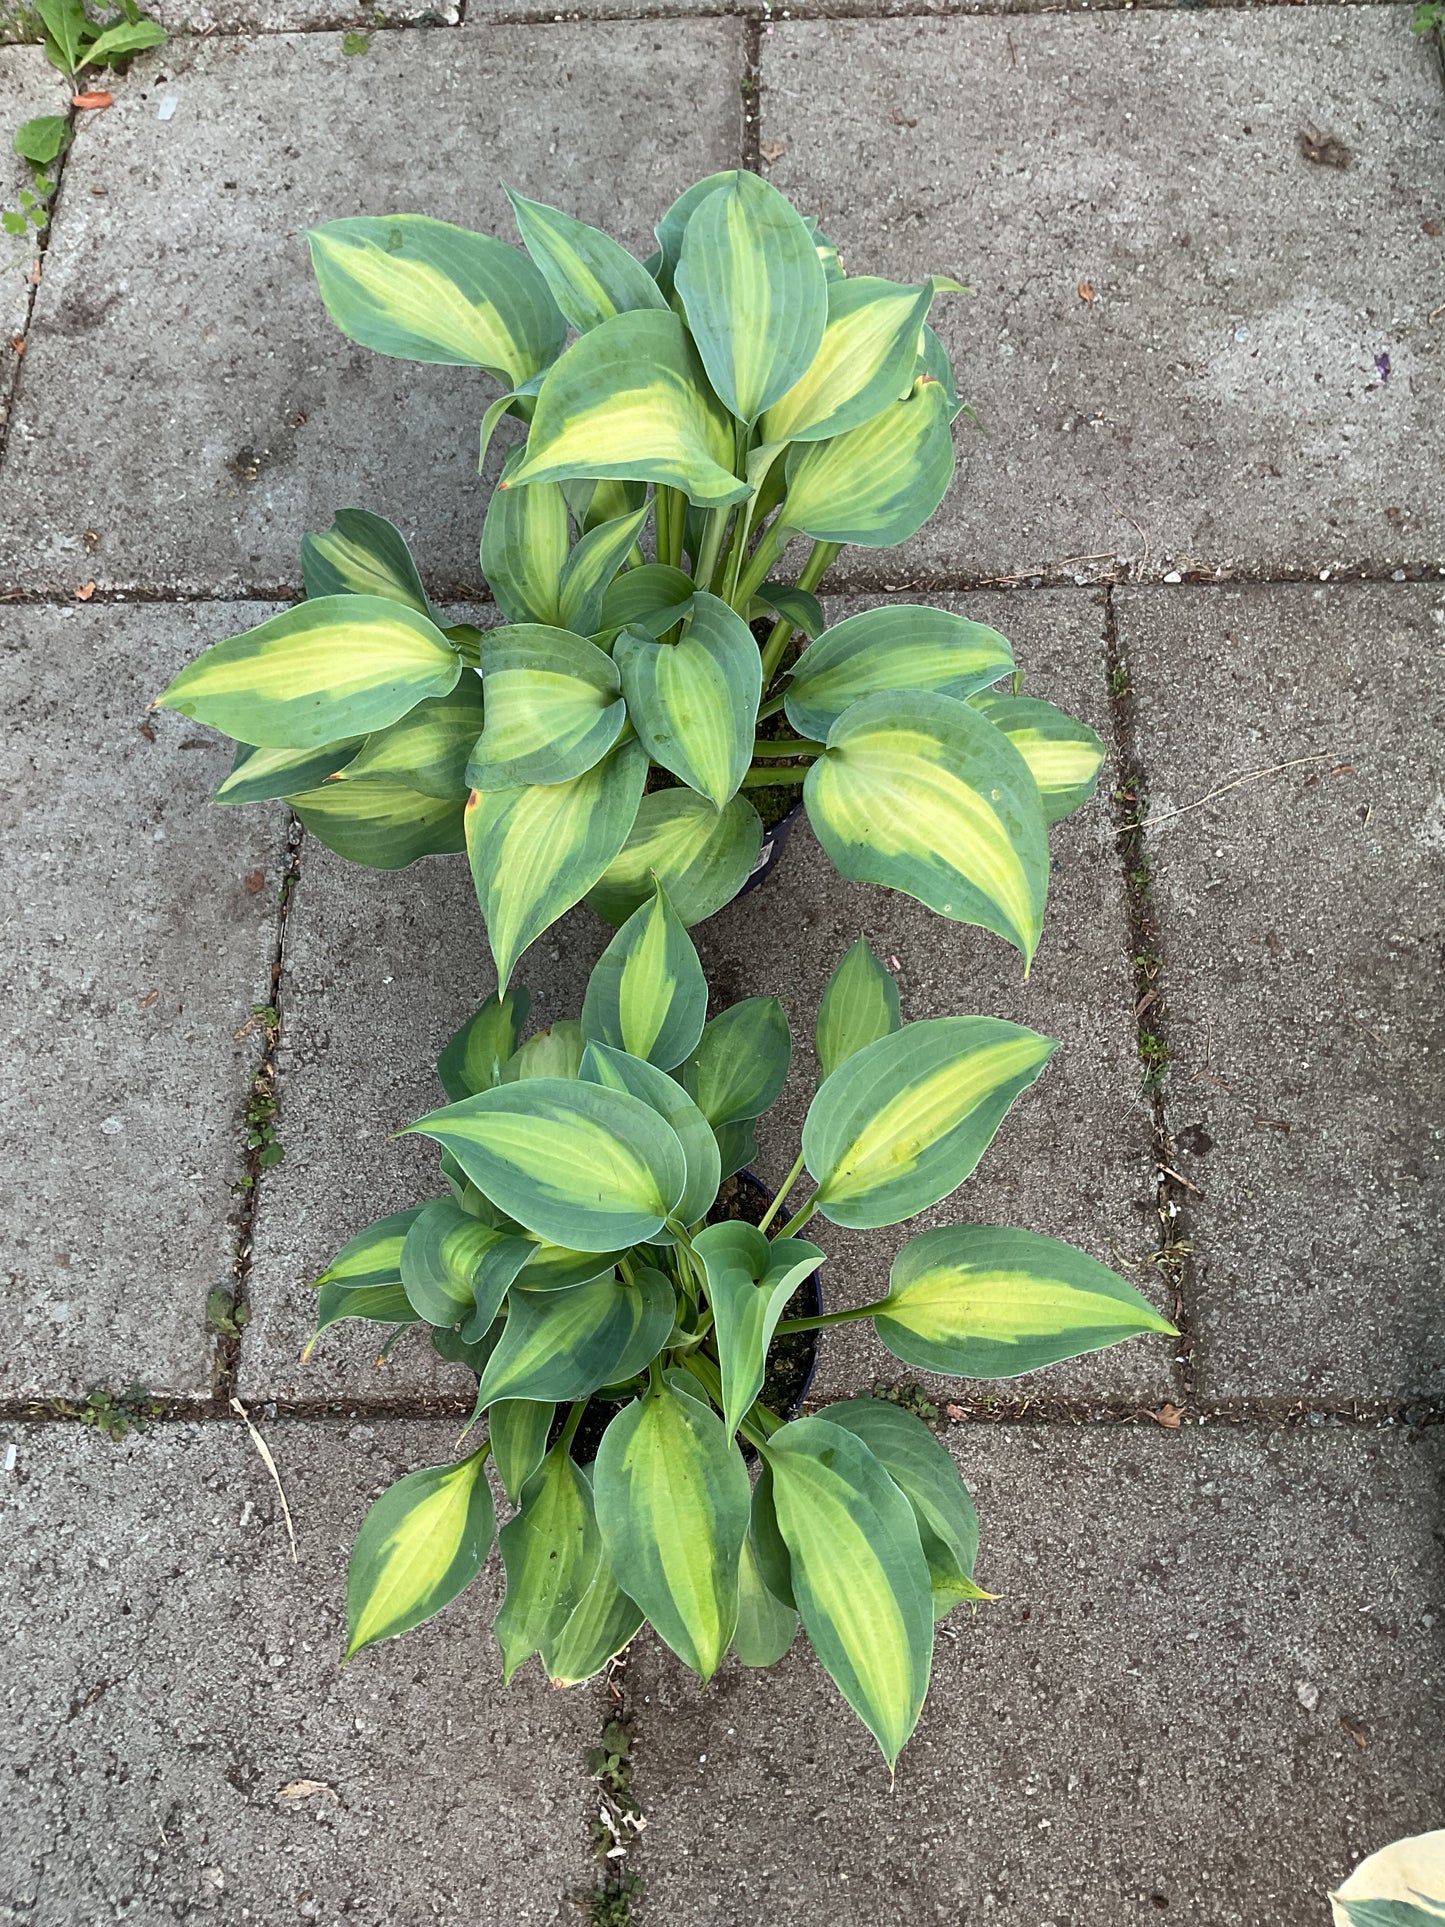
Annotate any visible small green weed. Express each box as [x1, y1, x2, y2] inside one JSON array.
[[70, 1387, 163, 1439], [588, 1873, 639, 1927], [1412, 1, 1443, 31], [1138, 1028, 1168, 1091], [873, 1379, 940, 1424], [207, 1289, 252, 1341], [341, 29, 369, 53]]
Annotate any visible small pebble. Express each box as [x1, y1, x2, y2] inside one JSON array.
[[157, 95, 178, 121], [1163, 570, 1182, 584], [1295, 1680, 1320, 1712]]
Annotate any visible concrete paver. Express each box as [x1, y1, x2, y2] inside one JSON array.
[[629, 1423, 1445, 1927], [761, 8, 1445, 585], [0, 602, 286, 1400], [700, 586, 1173, 1405], [1124, 582, 1445, 1401], [0, 20, 744, 596], [0, 1416, 600, 1923], [0, 49, 68, 429]]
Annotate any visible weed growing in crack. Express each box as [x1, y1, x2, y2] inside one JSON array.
[[872, 1379, 941, 1425]]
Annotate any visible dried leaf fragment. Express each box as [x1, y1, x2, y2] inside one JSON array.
[[758, 141, 786, 166], [1148, 1404, 1184, 1429], [276, 1779, 337, 1803], [75, 581, 96, 602], [72, 91, 113, 110], [1077, 281, 1096, 305]]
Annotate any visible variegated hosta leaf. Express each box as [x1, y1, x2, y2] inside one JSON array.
[[468, 625, 625, 789], [501, 1021, 585, 1084], [593, 1378, 752, 1681], [764, 1417, 933, 1768], [815, 937, 901, 1081], [678, 997, 792, 1128], [518, 1241, 625, 1293], [581, 883, 707, 1072], [345, 1447, 496, 1659], [598, 562, 696, 641], [748, 1460, 794, 1607], [784, 605, 1014, 743], [436, 987, 530, 1102], [494, 1441, 600, 1682], [310, 1207, 425, 1347], [803, 690, 1050, 965], [1331, 1833, 1445, 1927], [651, 171, 734, 296], [313, 1275, 419, 1345], [400, 1197, 534, 1335], [474, 1265, 676, 1407], [675, 168, 828, 425], [506, 186, 668, 333], [968, 690, 1106, 826], [714, 1117, 759, 1184], [482, 448, 569, 627], [544, 1540, 647, 1686], [489, 1399, 557, 1505], [503, 310, 749, 509], [563, 475, 648, 536], [918, 323, 964, 421], [615, 593, 762, 809], [782, 376, 955, 548], [301, 507, 434, 616], [749, 582, 824, 641], [691, 1221, 826, 1437], [819, 1398, 985, 1619], [761, 273, 962, 448], [802, 1016, 1056, 1229], [557, 501, 651, 638], [286, 779, 466, 869], [466, 736, 648, 989], [877, 1225, 1176, 1378], [308, 214, 565, 382], [214, 738, 363, 806], [157, 596, 462, 749], [734, 1533, 799, 1667], [337, 674, 485, 798], [580, 1042, 721, 1232], [585, 789, 762, 929], [405, 1076, 687, 1251]]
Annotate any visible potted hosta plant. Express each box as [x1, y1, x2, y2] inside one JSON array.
[[156, 171, 1106, 983], [318, 899, 1174, 1766]]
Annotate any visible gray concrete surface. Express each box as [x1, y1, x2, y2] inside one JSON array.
[[0, 603, 285, 1400], [762, 8, 1445, 586], [0, 1416, 601, 1923], [0, 21, 744, 597], [0, 49, 67, 428], [629, 1422, 1445, 1926], [1124, 582, 1445, 1402], [701, 587, 1174, 1405]]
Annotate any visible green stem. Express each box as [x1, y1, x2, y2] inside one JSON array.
[[756, 1151, 807, 1234], [776, 1193, 819, 1238], [774, 1299, 891, 1335], [750, 736, 824, 759], [740, 764, 810, 789], [625, 541, 646, 571], [695, 504, 731, 588], [755, 693, 787, 723], [559, 1399, 589, 1448], [669, 489, 688, 572], [680, 1352, 773, 1451], [732, 520, 788, 614]]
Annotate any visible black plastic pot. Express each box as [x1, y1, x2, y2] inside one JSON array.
[[738, 800, 804, 900]]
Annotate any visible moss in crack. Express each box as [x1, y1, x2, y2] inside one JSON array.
[[585, 1708, 644, 1923], [588, 1873, 639, 1927], [872, 1379, 940, 1425]]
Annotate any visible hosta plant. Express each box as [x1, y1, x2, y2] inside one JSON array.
[[156, 171, 1107, 984], [324, 903, 1174, 1766]]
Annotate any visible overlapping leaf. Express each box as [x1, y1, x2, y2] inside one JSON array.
[[466, 736, 648, 988], [474, 1265, 676, 1407], [286, 779, 466, 869], [580, 884, 708, 1071], [338, 674, 485, 798], [494, 1442, 600, 1681], [507, 187, 668, 333], [309, 214, 564, 382], [580, 1042, 721, 1231], [301, 507, 434, 615], [482, 450, 569, 626], [968, 690, 1106, 826], [406, 1076, 686, 1251], [503, 311, 748, 508], [615, 593, 762, 809], [803, 691, 1050, 966], [678, 997, 792, 1128], [784, 606, 1014, 742], [781, 377, 955, 548], [593, 1379, 751, 1681], [436, 988, 530, 1102], [585, 789, 762, 928], [692, 1221, 826, 1436], [802, 1016, 1056, 1228], [765, 1417, 933, 1768], [215, 738, 362, 806]]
